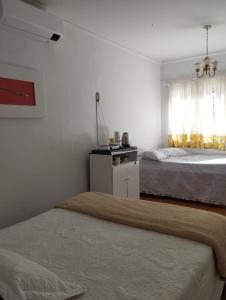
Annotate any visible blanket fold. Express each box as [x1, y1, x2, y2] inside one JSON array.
[[55, 192, 226, 280]]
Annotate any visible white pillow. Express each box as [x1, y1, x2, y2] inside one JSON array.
[[0, 248, 85, 300], [142, 150, 169, 161], [159, 148, 188, 157], [142, 148, 188, 161]]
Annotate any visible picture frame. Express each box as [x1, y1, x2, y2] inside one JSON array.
[[0, 63, 44, 118]]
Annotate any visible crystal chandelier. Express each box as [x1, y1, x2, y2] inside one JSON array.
[[195, 25, 217, 78]]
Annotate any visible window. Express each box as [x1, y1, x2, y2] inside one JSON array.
[[168, 77, 226, 150]]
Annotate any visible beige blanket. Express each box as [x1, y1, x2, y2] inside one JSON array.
[[55, 192, 226, 279]]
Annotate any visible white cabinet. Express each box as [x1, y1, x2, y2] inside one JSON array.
[[90, 148, 140, 199]]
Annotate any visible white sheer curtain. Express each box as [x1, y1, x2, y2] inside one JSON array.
[[168, 77, 226, 150]]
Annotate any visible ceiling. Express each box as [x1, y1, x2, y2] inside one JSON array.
[[32, 0, 226, 62]]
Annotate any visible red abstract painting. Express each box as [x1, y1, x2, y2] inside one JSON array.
[[0, 77, 36, 106]]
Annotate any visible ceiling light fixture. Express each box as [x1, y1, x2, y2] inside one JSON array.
[[195, 25, 217, 78]]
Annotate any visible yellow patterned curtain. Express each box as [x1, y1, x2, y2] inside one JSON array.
[[168, 134, 226, 150], [168, 77, 226, 151]]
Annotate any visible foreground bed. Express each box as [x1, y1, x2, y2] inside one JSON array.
[[0, 192, 225, 300], [140, 153, 226, 205]]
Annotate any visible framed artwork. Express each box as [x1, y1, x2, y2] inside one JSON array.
[[0, 63, 44, 118]]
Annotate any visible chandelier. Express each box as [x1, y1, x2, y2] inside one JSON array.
[[195, 25, 217, 78]]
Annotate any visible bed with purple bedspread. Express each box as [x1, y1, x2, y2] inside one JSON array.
[[140, 153, 226, 205]]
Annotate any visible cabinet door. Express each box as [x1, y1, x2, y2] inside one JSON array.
[[113, 161, 139, 198], [127, 161, 140, 199]]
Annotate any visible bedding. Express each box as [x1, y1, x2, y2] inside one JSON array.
[[0, 248, 84, 300], [56, 192, 226, 279], [140, 153, 226, 205], [0, 193, 224, 300]]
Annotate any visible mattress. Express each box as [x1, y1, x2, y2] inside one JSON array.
[[140, 154, 226, 205], [0, 208, 223, 300]]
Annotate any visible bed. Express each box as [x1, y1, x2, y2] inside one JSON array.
[[140, 150, 226, 206], [0, 192, 225, 300]]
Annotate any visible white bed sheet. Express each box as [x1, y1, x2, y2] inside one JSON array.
[[140, 154, 226, 205], [0, 208, 223, 300]]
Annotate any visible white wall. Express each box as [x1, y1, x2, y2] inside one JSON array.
[[0, 22, 161, 228], [160, 53, 226, 145]]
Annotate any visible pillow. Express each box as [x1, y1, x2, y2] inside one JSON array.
[[0, 248, 85, 300], [142, 148, 188, 161], [142, 150, 169, 161], [159, 148, 188, 157]]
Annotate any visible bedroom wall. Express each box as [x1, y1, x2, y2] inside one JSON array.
[[0, 22, 161, 228], [160, 52, 226, 146]]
